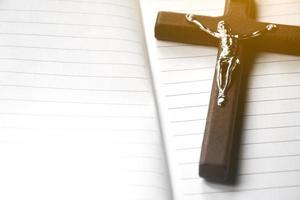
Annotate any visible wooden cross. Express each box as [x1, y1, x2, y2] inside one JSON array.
[[155, 0, 300, 182]]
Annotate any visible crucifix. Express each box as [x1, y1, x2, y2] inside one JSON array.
[[155, 0, 300, 182]]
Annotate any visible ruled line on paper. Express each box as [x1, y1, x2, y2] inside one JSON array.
[[159, 62, 300, 72], [240, 153, 300, 161], [170, 118, 205, 124], [160, 66, 214, 72], [243, 124, 300, 131], [121, 155, 163, 161], [184, 184, 300, 196], [171, 124, 300, 137], [160, 55, 300, 67], [257, 0, 300, 6], [171, 126, 299, 138], [122, 169, 167, 176], [248, 84, 300, 90], [0, 112, 155, 119], [49, 0, 135, 9], [158, 54, 216, 60], [243, 110, 300, 117], [0, 84, 151, 93], [250, 71, 300, 77], [0, 98, 152, 106], [117, 142, 163, 148], [0, 8, 138, 21], [167, 97, 300, 111], [128, 184, 170, 192], [241, 139, 300, 146], [180, 169, 300, 181], [178, 161, 200, 166], [157, 44, 198, 48], [0, 70, 148, 80], [239, 169, 300, 176], [168, 104, 208, 110], [164, 84, 300, 98], [0, 32, 142, 43], [174, 139, 300, 152], [162, 71, 300, 85], [256, 58, 300, 64], [0, 45, 143, 54], [260, 12, 300, 18], [179, 173, 295, 182], [0, 20, 140, 32], [158, 56, 300, 67], [0, 57, 145, 67], [163, 78, 212, 85], [178, 153, 300, 166], [175, 146, 200, 151], [0, 126, 159, 133], [165, 91, 210, 97], [172, 132, 204, 137]]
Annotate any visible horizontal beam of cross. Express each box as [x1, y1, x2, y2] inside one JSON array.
[[155, 12, 300, 56]]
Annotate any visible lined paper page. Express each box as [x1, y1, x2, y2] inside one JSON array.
[[141, 0, 300, 199], [0, 0, 171, 199]]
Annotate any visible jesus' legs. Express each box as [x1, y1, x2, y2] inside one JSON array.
[[216, 57, 239, 106]]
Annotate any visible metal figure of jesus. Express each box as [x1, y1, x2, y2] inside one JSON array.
[[186, 14, 277, 106]]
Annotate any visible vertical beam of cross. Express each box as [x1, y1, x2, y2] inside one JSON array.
[[199, 0, 253, 182]]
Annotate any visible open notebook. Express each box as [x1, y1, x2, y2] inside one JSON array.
[[0, 0, 299, 199]]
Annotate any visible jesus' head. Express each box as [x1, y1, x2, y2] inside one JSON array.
[[217, 21, 231, 34]]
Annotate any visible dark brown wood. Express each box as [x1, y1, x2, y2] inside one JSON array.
[[199, 46, 245, 181], [155, 0, 300, 182]]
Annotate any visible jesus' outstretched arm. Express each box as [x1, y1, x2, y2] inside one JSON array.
[[185, 14, 220, 38], [240, 24, 277, 39]]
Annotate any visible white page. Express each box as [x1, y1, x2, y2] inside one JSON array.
[[0, 0, 172, 199], [141, 0, 300, 199]]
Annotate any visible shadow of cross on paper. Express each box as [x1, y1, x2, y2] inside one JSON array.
[[155, 0, 300, 182]]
